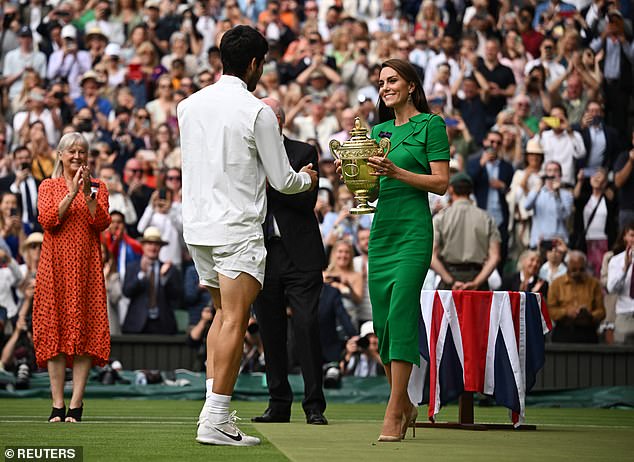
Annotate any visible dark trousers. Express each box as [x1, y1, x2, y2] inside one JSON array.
[[552, 324, 598, 343], [253, 239, 326, 415], [605, 80, 631, 134]]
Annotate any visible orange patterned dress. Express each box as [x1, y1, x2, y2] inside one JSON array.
[[33, 177, 111, 368]]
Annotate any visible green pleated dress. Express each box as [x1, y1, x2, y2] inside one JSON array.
[[368, 113, 450, 366]]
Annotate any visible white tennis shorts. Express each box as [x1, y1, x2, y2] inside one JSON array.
[[187, 236, 266, 289]]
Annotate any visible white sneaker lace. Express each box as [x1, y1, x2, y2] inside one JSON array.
[[225, 410, 245, 435]]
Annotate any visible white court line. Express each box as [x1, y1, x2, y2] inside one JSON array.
[[0, 418, 633, 429]]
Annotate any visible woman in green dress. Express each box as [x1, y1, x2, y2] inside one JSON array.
[[367, 59, 450, 441]]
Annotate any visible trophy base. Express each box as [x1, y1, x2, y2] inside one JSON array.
[[350, 204, 376, 215]]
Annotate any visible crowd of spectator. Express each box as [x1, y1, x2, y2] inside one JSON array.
[[1, 0, 633, 380]]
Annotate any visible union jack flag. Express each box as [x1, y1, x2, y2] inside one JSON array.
[[408, 290, 552, 426]]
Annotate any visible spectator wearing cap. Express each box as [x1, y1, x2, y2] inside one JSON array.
[[507, 138, 545, 254], [104, 43, 126, 87], [431, 172, 501, 291], [2, 26, 47, 102], [341, 321, 383, 377], [122, 226, 182, 334], [84, 27, 109, 68], [47, 25, 92, 99], [73, 71, 112, 129], [85, 0, 125, 46]]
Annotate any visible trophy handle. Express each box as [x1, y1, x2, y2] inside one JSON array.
[[329, 139, 341, 160], [379, 137, 391, 158]]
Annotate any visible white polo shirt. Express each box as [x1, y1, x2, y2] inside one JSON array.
[[178, 75, 311, 246]]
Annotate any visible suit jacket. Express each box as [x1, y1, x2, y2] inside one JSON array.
[[121, 259, 183, 334], [266, 137, 326, 272], [576, 124, 622, 172], [467, 153, 515, 228]]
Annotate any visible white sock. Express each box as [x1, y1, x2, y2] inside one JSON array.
[[205, 378, 214, 401], [209, 392, 231, 424]]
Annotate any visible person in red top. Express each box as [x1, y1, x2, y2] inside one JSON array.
[[33, 132, 111, 423]]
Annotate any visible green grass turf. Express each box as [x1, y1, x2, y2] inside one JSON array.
[[1, 399, 633, 462]]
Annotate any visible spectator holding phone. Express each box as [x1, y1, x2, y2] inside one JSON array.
[[539, 105, 586, 186], [524, 160, 574, 248], [137, 186, 184, 269], [323, 239, 363, 326], [1, 147, 39, 233]]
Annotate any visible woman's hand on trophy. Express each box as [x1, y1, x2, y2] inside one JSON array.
[[334, 158, 343, 179], [368, 155, 396, 177]]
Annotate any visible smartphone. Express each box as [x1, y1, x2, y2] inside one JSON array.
[[128, 63, 142, 81], [540, 240, 554, 252], [542, 116, 560, 129], [158, 188, 167, 200], [10, 207, 18, 217], [21, 162, 31, 171]]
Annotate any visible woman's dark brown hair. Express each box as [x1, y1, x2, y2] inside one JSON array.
[[377, 59, 430, 123]]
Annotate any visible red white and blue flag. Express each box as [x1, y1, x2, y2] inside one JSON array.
[[408, 290, 551, 426]]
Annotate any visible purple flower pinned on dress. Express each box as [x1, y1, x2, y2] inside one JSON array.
[[378, 131, 392, 139]]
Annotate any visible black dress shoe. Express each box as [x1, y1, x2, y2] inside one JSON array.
[[251, 408, 290, 423], [306, 410, 328, 425]]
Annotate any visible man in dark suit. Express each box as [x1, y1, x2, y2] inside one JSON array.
[[575, 100, 623, 174], [251, 98, 328, 425], [0, 146, 41, 232], [467, 130, 514, 270], [122, 227, 182, 334]]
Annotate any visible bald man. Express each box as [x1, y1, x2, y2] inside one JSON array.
[[251, 98, 328, 425]]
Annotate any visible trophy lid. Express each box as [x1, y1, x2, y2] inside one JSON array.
[[344, 117, 375, 147]]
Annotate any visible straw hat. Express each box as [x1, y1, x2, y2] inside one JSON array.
[[140, 227, 168, 246], [525, 138, 544, 155]]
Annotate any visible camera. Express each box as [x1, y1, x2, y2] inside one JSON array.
[[53, 91, 65, 100], [356, 336, 370, 350]]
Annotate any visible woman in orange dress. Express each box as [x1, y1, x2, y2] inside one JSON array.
[[33, 132, 111, 423]]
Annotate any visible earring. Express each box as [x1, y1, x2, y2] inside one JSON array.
[[407, 92, 413, 103]]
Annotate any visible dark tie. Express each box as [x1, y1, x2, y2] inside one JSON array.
[[148, 264, 158, 318], [23, 181, 35, 224]]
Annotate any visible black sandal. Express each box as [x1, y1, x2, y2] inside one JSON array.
[[65, 405, 83, 423], [48, 406, 65, 422]]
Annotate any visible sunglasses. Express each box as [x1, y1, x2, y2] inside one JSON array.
[[137, 114, 149, 119], [166, 176, 181, 181], [128, 168, 145, 174]]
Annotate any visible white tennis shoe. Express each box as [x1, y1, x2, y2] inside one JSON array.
[[196, 410, 261, 446]]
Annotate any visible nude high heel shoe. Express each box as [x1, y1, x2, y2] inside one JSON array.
[[401, 405, 418, 439]]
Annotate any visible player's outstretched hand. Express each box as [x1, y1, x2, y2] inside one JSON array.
[[300, 163, 318, 190]]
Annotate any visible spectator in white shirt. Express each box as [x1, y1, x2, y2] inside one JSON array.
[[46, 25, 92, 99], [2, 26, 47, 102], [607, 223, 634, 344], [539, 105, 586, 186]]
